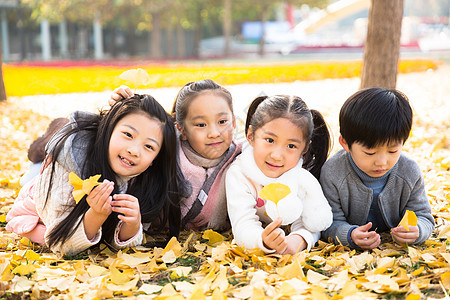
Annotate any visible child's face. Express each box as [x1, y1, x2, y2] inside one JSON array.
[[109, 112, 163, 177], [339, 136, 403, 178], [179, 92, 235, 159], [248, 117, 307, 178]]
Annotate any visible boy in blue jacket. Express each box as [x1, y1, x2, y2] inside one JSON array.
[[320, 88, 435, 249]]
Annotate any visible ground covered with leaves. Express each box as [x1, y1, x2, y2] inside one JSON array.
[[1, 67, 449, 299]]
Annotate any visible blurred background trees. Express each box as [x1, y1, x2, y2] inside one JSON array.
[[0, 0, 448, 99], [0, 0, 336, 61]]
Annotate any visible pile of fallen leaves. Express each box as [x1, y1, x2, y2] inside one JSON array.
[[1, 86, 449, 300]]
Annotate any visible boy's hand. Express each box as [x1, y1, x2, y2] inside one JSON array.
[[109, 85, 134, 106], [86, 180, 114, 217], [350, 222, 381, 249], [262, 218, 287, 253], [282, 234, 307, 255], [391, 225, 419, 244], [111, 194, 141, 241]]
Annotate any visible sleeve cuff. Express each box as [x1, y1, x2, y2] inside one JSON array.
[[289, 229, 319, 251], [347, 226, 358, 248], [113, 221, 143, 249]]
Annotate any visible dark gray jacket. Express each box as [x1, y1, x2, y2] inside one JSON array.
[[320, 149, 435, 247]]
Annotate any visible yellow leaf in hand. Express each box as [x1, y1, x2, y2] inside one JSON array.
[[398, 210, 417, 231], [69, 172, 101, 203], [119, 68, 150, 89], [258, 183, 291, 204], [82, 174, 101, 194]]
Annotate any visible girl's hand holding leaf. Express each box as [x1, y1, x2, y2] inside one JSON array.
[[262, 217, 287, 253], [69, 172, 101, 203], [86, 180, 114, 217]]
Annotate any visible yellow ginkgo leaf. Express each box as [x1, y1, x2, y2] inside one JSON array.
[[258, 183, 291, 204], [202, 229, 224, 246], [69, 172, 101, 203], [0, 215, 6, 223], [442, 272, 450, 290], [69, 172, 83, 190], [109, 266, 134, 285], [12, 264, 36, 276], [82, 174, 101, 194], [119, 68, 150, 89], [398, 210, 418, 231]]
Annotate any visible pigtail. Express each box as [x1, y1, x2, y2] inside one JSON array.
[[302, 109, 331, 180], [245, 96, 268, 135]]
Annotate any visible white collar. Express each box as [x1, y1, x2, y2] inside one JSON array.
[[239, 143, 303, 187]]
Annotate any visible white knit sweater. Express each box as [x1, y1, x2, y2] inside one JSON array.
[[226, 145, 332, 253], [34, 161, 143, 256]]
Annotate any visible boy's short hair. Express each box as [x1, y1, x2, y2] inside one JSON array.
[[339, 88, 412, 148]]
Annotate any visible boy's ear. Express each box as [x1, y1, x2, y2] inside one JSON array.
[[175, 123, 187, 141], [246, 125, 255, 146], [339, 135, 350, 152]]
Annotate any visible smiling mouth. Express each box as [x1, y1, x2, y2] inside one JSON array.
[[265, 162, 281, 170], [207, 142, 223, 146], [119, 156, 135, 166]]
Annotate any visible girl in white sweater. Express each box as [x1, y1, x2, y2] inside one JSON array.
[[226, 95, 333, 255]]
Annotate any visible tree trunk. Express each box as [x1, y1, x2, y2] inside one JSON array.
[[150, 13, 162, 59], [127, 25, 136, 57], [223, 0, 231, 57], [176, 21, 185, 58], [18, 5, 26, 61], [93, 14, 104, 60], [0, 38, 6, 101], [360, 0, 404, 89], [166, 20, 174, 58], [193, 5, 203, 58], [258, 6, 268, 57]]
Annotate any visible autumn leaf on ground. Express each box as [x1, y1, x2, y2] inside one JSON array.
[[69, 172, 101, 203], [398, 210, 418, 231], [202, 230, 224, 246], [12, 264, 36, 277], [119, 68, 150, 89]]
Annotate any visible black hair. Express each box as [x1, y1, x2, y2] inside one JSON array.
[[45, 95, 184, 249], [339, 88, 413, 148], [171, 79, 233, 128], [245, 95, 330, 179]]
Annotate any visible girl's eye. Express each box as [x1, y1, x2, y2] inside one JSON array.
[[123, 132, 132, 138], [219, 119, 228, 125], [196, 123, 206, 128], [265, 138, 274, 143], [145, 145, 154, 151], [287, 144, 296, 149]]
